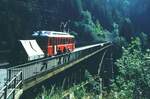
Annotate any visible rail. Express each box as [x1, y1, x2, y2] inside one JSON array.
[[7, 43, 112, 84], [0, 71, 22, 99]]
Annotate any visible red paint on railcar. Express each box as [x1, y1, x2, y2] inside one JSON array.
[[32, 31, 75, 56]]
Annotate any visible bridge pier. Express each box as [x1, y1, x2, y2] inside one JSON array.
[[82, 45, 114, 93]]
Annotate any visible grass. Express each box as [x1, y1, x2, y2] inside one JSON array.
[[35, 74, 103, 99]]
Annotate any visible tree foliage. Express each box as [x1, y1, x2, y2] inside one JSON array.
[[0, 0, 150, 50], [111, 38, 150, 99], [74, 10, 100, 42], [93, 20, 105, 41]]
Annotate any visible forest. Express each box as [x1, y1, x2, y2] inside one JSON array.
[[0, 0, 150, 98], [0, 0, 150, 49]]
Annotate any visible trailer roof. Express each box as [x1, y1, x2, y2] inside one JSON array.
[[20, 40, 44, 61]]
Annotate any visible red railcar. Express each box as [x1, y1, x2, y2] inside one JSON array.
[[32, 31, 75, 56]]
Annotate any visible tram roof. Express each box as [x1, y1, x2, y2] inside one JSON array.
[[32, 31, 74, 38]]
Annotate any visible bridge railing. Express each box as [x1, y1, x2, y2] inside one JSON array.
[[0, 71, 22, 99], [7, 43, 111, 83], [7, 51, 80, 81]]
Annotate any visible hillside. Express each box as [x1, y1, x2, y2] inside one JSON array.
[[0, 0, 150, 50]]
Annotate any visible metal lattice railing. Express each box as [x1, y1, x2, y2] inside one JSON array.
[[0, 71, 22, 99]]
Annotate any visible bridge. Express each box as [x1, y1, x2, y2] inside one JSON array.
[[0, 42, 112, 99]]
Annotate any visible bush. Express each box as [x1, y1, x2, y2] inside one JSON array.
[[111, 37, 150, 99]]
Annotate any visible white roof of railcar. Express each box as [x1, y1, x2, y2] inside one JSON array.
[[32, 31, 74, 38]]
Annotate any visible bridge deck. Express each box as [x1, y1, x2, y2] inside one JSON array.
[[0, 42, 112, 99]]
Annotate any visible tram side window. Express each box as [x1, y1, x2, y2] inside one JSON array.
[[57, 38, 59, 45], [67, 38, 68, 44], [60, 38, 62, 44], [65, 38, 67, 44], [55, 38, 57, 45], [71, 38, 72, 43], [51, 38, 54, 45], [66, 38, 67, 44], [72, 38, 74, 43], [55, 38, 58, 45], [71, 38, 73, 43], [59, 38, 61, 45], [48, 38, 51, 45], [70, 38, 72, 43], [63, 38, 65, 44], [54, 38, 55, 45], [67, 38, 69, 44], [66, 38, 68, 44], [68, 38, 70, 44], [59, 38, 60, 44], [57, 38, 59, 44], [64, 38, 65, 44], [56, 38, 57, 45], [61, 38, 63, 44]]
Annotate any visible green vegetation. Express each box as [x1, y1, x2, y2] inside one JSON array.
[[109, 38, 150, 99], [93, 20, 105, 41], [36, 84, 101, 99], [36, 70, 103, 99], [74, 10, 100, 41]]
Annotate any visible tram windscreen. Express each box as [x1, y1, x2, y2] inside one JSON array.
[[33, 37, 48, 53]]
